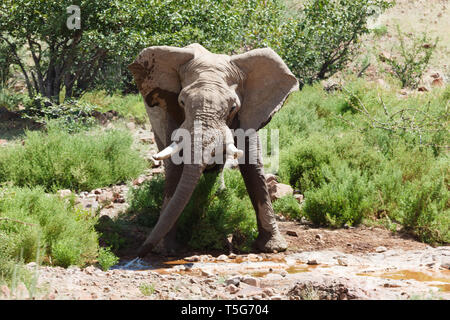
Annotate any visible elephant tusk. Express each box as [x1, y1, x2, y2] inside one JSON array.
[[226, 144, 244, 160], [223, 125, 244, 160], [152, 141, 182, 160]]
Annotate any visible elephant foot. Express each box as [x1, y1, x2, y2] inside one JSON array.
[[254, 229, 288, 253]]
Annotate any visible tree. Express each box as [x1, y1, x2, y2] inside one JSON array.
[[276, 0, 394, 87], [0, 0, 143, 103]]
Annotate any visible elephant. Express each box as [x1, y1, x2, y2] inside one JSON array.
[[128, 43, 299, 258]]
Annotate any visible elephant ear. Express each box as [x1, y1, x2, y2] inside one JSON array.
[[128, 46, 195, 148], [231, 48, 299, 131]]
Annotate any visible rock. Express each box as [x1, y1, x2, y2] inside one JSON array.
[[440, 261, 450, 270], [286, 230, 298, 237], [269, 183, 294, 201], [378, 51, 391, 62], [97, 191, 115, 204], [294, 194, 304, 204], [15, 282, 29, 299], [84, 265, 99, 275], [201, 270, 214, 277], [225, 276, 241, 287], [263, 288, 275, 297], [126, 122, 136, 130], [226, 284, 239, 294], [431, 78, 445, 87], [190, 286, 202, 295], [417, 86, 429, 92], [376, 246, 387, 253], [265, 174, 279, 184], [228, 253, 237, 259], [57, 189, 72, 198], [271, 295, 283, 300], [152, 168, 164, 175], [337, 258, 348, 266], [216, 254, 228, 262], [133, 176, 146, 186], [315, 234, 323, 240], [242, 276, 260, 287], [307, 260, 319, 265], [1, 285, 10, 299]]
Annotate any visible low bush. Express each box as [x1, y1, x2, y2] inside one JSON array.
[[273, 195, 302, 220], [126, 170, 257, 252], [0, 187, 100, 275], [268, 79, 449, 244], [380, 25, 438, 88], [79, 91, 147, 124], [0, 123, 147, 192], [302, 163, 374, 227]]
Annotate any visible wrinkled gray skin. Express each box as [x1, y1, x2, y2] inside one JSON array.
[[129, 44, 298, 257]]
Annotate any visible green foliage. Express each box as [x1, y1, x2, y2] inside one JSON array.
[[20, 96, 98, 133], [273, 195, 302, 220], [372, 25, 388, 37], [139, 283, 156, 296], [97, 247, 119, 271], [127, 170, 257, 252], [79, 91, 147, 124], [0, 123, 146, 192], [277, 0, 393, 85], [127, 175, 165, 228], [268, 80, 449, 243], [0, 39, 14, 86], [302, 163, 373, 227], [0, 187, 99, 271], [0, 88, 29, 110], [381, 25, 438, 88]]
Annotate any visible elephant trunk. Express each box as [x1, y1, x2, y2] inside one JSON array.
[[137, 125, 243, 258], [137, 162, 203, 257]]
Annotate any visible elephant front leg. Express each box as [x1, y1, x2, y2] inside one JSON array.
[[238, 137, 287, 253]]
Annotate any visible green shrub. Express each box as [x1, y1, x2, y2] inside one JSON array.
[[97, 247, 119, 271], [273, 195, 302, 220], [127, 170, 257, 252], [79, 91, 147, 124], [278, 134, 335, 192], [0, 187, 99, 270], [127, 175, 165, 228], [302, 163, 374, 227], [269, 80, 449, 244], [277, 0, 393, 85], [0, 123, 146, 192], [398, 162, 449, 244], [381, 25, 438, 88]]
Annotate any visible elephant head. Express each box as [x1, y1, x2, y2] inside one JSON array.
[[129, 43, 298, 257]]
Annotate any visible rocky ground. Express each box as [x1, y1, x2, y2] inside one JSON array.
[[2, 230, 448, 300]]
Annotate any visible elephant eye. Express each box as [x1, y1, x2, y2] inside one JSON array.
[[179, 99, 185, 107]]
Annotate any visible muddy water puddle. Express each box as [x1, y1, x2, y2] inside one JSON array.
[[358, 269, 450, 292]]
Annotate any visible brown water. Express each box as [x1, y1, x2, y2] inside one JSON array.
[[358, 269, 450, 292]]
